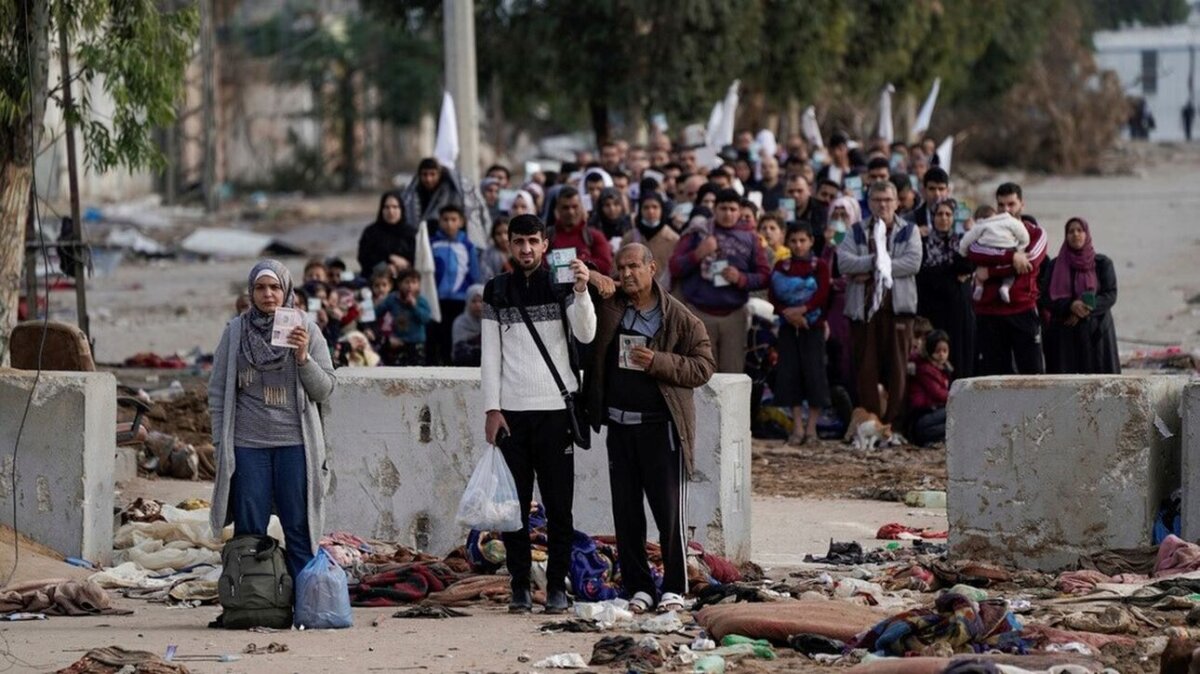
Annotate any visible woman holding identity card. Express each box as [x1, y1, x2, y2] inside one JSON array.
[[208, 260, 337, 583]]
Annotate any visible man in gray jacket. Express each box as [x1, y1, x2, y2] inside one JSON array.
[[837, 181, 923, 424]]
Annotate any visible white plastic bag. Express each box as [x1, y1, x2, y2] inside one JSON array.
[[455, 445, 522, 531]]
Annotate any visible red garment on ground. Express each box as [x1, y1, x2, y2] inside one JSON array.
[[1154, 534, 1200, 577], [876, 523, 948, 540]]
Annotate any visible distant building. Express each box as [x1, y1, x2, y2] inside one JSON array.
[[1094, 3, 1199, 142]]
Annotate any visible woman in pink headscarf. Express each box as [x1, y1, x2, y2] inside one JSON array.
[[1037, 217, 1120, 374]]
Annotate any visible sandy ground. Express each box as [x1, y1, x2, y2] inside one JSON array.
[[0, 488, 944, 673], [11, 144, 1193, 671]]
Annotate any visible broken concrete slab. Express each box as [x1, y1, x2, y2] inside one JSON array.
[[0, 371, 117, 565], [322, 369, 752, 561], [1181, 381, 1200, 540], [947, 375, 1188, 572]]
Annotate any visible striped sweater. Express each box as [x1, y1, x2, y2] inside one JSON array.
[[481, 269, 596, 412]]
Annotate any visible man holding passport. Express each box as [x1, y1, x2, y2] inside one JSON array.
[[583, 243, 714, 615]]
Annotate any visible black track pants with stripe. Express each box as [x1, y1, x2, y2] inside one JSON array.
[[606, 421, 688, 599]]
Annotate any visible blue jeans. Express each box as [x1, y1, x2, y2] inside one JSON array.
[[231, 445, 313, 581]]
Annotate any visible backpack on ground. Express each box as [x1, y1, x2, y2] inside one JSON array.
[[217, 534, 293, 629]]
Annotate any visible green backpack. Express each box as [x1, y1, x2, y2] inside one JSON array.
[[217, 535, 293, 629]]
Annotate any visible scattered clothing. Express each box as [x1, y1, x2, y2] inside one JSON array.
[[848, 593, 1026, 656], [392, 602, 468, 619], [877, 523, 949, 540], [696, 600, 884, 643]]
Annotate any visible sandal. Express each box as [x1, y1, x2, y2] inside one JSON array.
[[786, 432, 806, 447], [657, 592, 685, 613], [629, 591, 653, 615]]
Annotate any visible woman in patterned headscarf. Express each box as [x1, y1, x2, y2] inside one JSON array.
[[208, 260, 337, 586]]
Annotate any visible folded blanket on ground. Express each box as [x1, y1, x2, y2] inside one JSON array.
[[348, 562, 463, 607], [696, 600, 885, 643], [0, 580, 131, 617]]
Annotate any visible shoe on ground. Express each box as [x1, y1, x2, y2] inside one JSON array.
[[508, 585, 532, 613], [543, 588, 569, 615], [658, 592, 685, 612]]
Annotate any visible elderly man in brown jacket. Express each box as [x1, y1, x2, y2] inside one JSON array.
[[583, 242, 715, 614]]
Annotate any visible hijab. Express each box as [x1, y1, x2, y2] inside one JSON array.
[[922, 200, 960, 269], [453, 284, 486, 346], [827, 195, 861, 227], [240, 259, 295, 372], [512, 190, 536, 215], [635, 192, 667, 241], [374, 190, 405, 227], [1048, 217, 1098, 301], [590, 187, 630, 239]]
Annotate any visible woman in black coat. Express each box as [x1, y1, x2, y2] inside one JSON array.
[[1038, 217, 1120, 374], [356, 190, 416, 277], [916, 199, 975, 377]]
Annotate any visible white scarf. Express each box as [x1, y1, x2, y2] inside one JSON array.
[[868, 219, 894, 320]]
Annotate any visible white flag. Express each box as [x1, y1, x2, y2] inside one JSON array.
[[434, 91, 459, 170], [801, 106, 823, 149], [911, 77, 941, 140], [877, 83, 895, 144], [414, 219, 442, 323], [704, 101, 723, 151], [936, 136, 954, 175], [717, 80, 740, 149]]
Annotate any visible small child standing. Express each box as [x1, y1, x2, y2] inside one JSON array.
[[431, 204, 481, 365], [376, 269, 433, 366], [769, 223, 832, 446], [758, 213, 790, 268], [958, 212, 1029, 303]]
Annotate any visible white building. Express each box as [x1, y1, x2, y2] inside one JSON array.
[[1093, 5, 1199, 142]]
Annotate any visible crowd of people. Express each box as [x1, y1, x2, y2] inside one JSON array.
[[271, 129, 1122, 448], [214, 131, 1127, 620]]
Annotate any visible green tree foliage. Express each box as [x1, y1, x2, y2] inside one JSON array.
[[364, 0, 1101, 142], [1087, 0, 1189, 29]]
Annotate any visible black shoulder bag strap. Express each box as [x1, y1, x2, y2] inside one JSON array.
[[510, 284, 590, 449]]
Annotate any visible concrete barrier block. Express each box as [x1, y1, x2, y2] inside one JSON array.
[[322, 369, 752, 561], [947, 375, 1188, 572], [0, 371, 117, 565], [1181, 382, 1200, 540]]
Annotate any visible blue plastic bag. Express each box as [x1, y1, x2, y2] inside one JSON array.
[[293, 548, 353, 629]]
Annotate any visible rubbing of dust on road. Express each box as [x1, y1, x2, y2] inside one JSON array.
[[751, 438, 946, 500]]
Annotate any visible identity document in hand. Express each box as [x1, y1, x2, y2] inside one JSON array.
[[271, 308, 304, 348], [619, 334, 649, 370], [549, 248, 577, 285], [710, 259, 730, 287]]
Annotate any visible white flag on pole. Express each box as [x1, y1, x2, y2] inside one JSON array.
[[877, 83, 895, 144], [717, 80, 740, 150], [801, 106, 823, 149], [434, 91, 459, 170], [936, 136, 954, 175], [414, 219, 441, 323], [911, 77, 941, 140]]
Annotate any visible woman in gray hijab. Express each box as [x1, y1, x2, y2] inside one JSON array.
[[208, 260, 337, 584]]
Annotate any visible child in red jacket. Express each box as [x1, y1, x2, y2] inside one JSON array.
[[907, 329, 951, 447]]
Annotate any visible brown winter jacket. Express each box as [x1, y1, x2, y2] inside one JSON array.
[[583, 280, 715, 476]]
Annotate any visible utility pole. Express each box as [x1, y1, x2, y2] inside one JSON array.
[[200, 0, 218, 212], [58, 15, 89, 342], [443, 0, 479, 184]]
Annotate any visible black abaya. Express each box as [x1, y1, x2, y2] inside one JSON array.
[[916, 246, 976, 378], [1038, 255, 1120, 375]]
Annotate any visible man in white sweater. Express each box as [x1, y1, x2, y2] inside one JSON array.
[[481, 213, 597, 615]]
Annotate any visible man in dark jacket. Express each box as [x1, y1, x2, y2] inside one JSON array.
[[584, 243, 714, 614]]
